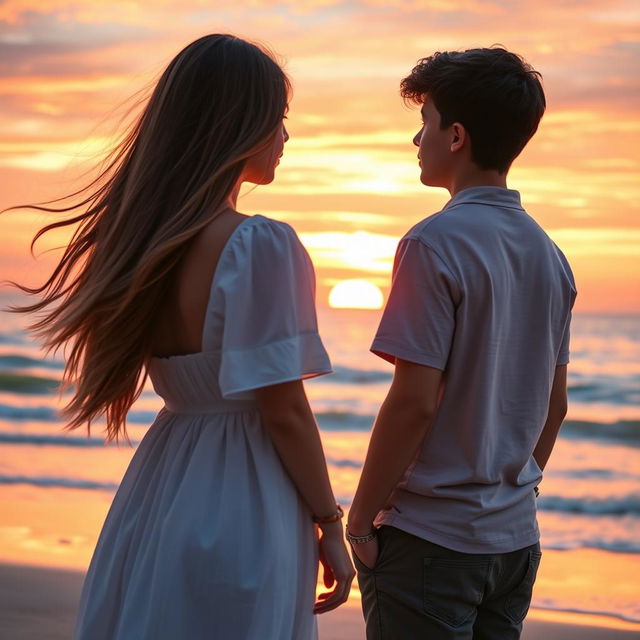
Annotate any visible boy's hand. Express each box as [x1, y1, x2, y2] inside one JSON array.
[[351, 537, 379, 570]]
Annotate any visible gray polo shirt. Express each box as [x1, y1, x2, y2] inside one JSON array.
[[371, 186, 576, 553]]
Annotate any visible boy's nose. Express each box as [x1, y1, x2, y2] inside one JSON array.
[[413, 129, 422, 147]]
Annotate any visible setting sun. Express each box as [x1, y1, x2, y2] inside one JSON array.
[[328, 279, 384, 309]]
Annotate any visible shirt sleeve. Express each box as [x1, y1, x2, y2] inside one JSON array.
[[554, 244, 577, 366], [371, 237, 459, 370], [556, 313, 571, 365], [217, 218, 332, 398]]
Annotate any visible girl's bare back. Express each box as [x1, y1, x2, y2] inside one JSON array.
[[150, 210, 248, 358]]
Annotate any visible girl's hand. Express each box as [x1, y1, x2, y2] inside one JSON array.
[[314, 523, 355, 614]]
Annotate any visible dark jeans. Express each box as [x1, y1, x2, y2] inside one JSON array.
[[353, 525, 541, 640]]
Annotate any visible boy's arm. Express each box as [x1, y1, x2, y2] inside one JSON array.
[[533, 364, 568, 471], [348, 359, 442, 535]]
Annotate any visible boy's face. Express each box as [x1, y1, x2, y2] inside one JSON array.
[[413, 96, 455, 188]]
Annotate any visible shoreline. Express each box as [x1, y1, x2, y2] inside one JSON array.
[[2, 562, 639, 639], [528, 606, 640, 631]]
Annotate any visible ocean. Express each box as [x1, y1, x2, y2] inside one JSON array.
[[0, 296, 638, 624]]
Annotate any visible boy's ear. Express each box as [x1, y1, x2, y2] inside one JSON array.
[[450, 122, 466, 153]]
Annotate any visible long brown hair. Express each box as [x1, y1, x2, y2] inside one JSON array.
[[4, 34, 290, 442]]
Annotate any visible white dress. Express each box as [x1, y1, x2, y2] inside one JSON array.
[[73, 215, 332, 640]]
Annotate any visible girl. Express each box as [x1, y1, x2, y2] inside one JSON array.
[[9, 34, 353, 639]]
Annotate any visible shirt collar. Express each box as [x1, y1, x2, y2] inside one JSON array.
[[443, 186, 523, 212]]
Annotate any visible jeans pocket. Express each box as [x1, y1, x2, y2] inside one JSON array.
[[351, 546, 374, 574], [351, 526, 390, 574], [504, 550, 542, 623], [423, 557, 489, 627]]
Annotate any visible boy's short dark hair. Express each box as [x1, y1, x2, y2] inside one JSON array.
[[401, 47, 545, 174]]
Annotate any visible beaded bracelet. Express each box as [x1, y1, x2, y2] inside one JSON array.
[[312, 504, 344, 524]]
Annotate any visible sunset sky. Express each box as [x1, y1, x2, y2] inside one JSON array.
[[1, 0, 638, 312]]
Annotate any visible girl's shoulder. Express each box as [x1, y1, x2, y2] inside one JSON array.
[[230, 213, 305, 255]]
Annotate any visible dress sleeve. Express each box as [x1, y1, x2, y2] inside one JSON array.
[[217, 218, 332, 398], [371, 237, 460, 370]]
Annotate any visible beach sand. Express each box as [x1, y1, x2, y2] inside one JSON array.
[[2, 562, 639, 640]]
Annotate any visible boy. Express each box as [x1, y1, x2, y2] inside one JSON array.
[[347, 48, 576, 640]]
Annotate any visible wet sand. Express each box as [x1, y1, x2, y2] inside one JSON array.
[[2, 562, 639, 639]]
